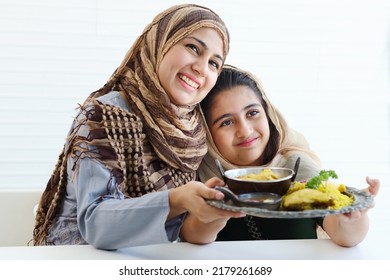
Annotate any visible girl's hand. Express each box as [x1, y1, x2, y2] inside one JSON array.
[[336, 176, 380, 223], [320, 176, 380, 247], [365, 176, 380, 197]]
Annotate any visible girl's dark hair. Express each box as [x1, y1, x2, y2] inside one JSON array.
[[201, 68, 280, 164]]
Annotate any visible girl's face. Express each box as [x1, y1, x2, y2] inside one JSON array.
[[208, 85, 270, 166], [158, 27, 225, 106]]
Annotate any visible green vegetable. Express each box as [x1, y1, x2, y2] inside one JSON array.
[[305, 170, 338, 189]]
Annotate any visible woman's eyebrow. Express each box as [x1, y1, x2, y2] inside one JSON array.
[[187, 36, 224, 62]]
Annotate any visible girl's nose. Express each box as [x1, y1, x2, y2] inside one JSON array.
[[236, 120, 252, 138]]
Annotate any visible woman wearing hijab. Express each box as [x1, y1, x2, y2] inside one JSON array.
[[197, 65, 380, 247], [33, 4, 243, 250]]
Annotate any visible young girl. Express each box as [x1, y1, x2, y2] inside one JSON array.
[[197, 65, 380, 247], [33, 4, 243, 250]]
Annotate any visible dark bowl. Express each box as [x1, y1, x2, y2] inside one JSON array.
[[224, 167, 294, 196]]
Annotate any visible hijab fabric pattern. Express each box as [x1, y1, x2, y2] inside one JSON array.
[[33, 4, 230, 245]]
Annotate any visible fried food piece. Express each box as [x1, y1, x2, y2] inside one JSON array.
[[282, 188, 335, 210]]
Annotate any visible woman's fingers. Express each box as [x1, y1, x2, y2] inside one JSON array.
[[204, 177, 225, 188], [202, 177, 226, 200]]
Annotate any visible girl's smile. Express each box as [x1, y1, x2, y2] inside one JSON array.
[[236, 136, 259, 147]]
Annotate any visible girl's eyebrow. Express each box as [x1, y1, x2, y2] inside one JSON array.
[[212, 103, 261, 126], [212, 113, 231, 126], [243, 103, 261, 111], [187, 36, 224, 62]]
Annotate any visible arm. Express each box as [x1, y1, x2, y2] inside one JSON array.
[[68, 94, 194, 249], [180, 214, 230, 244], [72, 156, 182, 249], [74, 156, 242, 248], [64, 104, 183, 249], [323, 176, 380, 247]]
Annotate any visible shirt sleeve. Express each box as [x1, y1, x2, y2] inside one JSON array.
[[67, 155, 184, 249]]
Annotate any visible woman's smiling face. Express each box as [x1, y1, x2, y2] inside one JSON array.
[[158, 27, 225, 106], [208, 85, 270, 166]]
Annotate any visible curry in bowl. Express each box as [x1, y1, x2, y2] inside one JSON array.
[[236, 168, 280, 181]]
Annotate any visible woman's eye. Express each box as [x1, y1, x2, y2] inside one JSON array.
[[187, 44, 199, 54], [186, 43, 220, 70], [209, 60, 220, 70]]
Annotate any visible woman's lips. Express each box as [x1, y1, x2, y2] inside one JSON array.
[[237, 137, 258, 147], [178, 74, 200, 89]]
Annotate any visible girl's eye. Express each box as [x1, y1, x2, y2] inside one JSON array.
[[220, 119, 233, 127], [248, 110, 260, 117]]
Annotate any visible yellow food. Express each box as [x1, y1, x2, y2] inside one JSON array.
[[283, 189, 334, 210], [282, 181, 353, 211], [237, 169, 279, 181]]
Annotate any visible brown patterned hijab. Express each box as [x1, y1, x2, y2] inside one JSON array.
[[88, 4, 230, 171]]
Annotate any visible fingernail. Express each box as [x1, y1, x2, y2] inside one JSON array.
[[215, 192, 224, 200]]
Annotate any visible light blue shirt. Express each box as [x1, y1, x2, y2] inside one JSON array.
[[46, 92, 184, 249]]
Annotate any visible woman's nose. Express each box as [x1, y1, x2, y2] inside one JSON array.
[[192, 59, 207, 77]]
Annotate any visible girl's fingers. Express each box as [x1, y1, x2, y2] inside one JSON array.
[[365, 176, 380, 197]]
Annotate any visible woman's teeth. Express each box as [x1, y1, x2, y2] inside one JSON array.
[[179, 75, 199, 89]]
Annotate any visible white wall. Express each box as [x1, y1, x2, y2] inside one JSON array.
[[0, 0, 389, 239], [0, 189, 41, 246]]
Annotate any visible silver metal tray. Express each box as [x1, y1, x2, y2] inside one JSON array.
[[206, 187, 373, 218]]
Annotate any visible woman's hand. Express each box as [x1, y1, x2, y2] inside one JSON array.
[[168, 177, 245, 223], [169, 177, 245, 244]]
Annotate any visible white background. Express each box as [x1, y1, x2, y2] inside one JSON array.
[[0, 0, 389, 244]]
